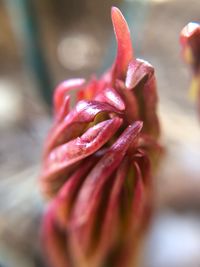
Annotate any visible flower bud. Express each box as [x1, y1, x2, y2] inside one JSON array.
[[180, 22, 200, 115], [40, 7, 161, 267]]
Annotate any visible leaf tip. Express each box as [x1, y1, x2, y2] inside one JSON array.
[[111, 7, 134, 79]]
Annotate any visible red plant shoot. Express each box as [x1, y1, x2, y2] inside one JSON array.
[[40, 7, 161, 267]]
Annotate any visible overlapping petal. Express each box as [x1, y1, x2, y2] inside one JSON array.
[[44, 100, 122, 156], [68, 122, 143, 249], [40, 6, 161, 267], [41, 117, 122, 196]]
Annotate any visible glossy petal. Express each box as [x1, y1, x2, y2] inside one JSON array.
[[44, 100, 122, 156], [41, 118, 122, 188], [125, 59, 154, 90], [95, 87, 125, 111]]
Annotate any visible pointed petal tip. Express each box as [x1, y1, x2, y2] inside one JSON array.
[[111, 6, 122, 17], [133, 120, 143, 132], [111, 6, 129, 36]]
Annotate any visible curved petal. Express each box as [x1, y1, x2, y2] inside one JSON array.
[[68, 121, 143, 265], [125, 59, 154, 90], [50, 156, 100, 227], [111, 7, 134, 79], [44, 100, 122, 156], [115, 79, 139, 123], [95, 87, 125, 111], [125, 62, 159, 138], [139, 75, 160, 137], [41, 117, 122, 183], [113, 161, 146, 267], [131, 161, 145, 227], [97, 158, 129, 264]]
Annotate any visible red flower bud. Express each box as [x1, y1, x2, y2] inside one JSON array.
[[180, 22, 200, 116], [40, 7, 161, 267]]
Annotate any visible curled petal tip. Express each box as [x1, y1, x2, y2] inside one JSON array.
[[125, 59, 154, 89], [111, 7, 134, 79]]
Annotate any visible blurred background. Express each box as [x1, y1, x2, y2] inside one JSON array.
[[0, 0, 200, 266]]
